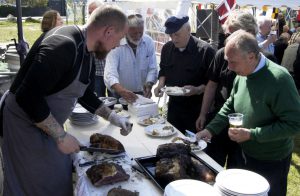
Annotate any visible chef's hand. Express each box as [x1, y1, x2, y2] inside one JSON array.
[[143, 82, 153, 98], [196, 129, 212, 142], [154, 86, 164, 97], [108, 111, 132, 136], [195, 113, 206, 132], [228, 128, 251, 143], [56, 132, 80, 154], [120, 89, 138, 104], [183, 85, 205, 96]]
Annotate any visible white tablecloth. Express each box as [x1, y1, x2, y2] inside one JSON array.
[[66, 112, 224, 196]]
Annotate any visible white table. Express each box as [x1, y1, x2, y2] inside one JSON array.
[[66, 112, 224, 196]]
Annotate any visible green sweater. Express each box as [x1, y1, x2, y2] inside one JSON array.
[[206, 59, 300, 160]]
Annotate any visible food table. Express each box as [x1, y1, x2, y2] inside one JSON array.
[[66, 111, 224, 196]]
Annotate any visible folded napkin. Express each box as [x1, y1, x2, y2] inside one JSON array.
[[132, 94, 154, 106]]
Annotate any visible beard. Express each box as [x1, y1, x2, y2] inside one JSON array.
[[94, 41, 109, 60], [127, 36, 140, 46]]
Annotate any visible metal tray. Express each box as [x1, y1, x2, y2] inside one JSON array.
[[134, 152, 218, 192]]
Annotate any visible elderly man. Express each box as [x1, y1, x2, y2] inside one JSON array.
[[104, 14, 158, 103], [256, 16, 277, 54], [197, 30, 300, 196], [196, 11, 258, 168], [154, 16, 215, 133], [2, 5, 131, 195]]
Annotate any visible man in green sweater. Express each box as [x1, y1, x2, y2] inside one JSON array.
[[196, 30, 300, 196]]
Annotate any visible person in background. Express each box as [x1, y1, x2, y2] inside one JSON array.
[[154, 16, 215, 133], [41, 10, 63, 32], [1, 5, 131, 195], [282, 25, 293, 36], [105, 14, 158, 103], [256, 16, 277, 54], [196, 11, 258, 168], [277, 12, 286, 36], [197, 30, 300, 196], [87, 0, 109, 97], [274, 32, 290, 64]]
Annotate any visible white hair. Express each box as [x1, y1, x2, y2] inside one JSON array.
[[87, 0, 103, 8], [257, 16, 272, 28]]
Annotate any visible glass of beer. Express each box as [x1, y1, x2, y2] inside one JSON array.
[[228, 113, 243, 128]]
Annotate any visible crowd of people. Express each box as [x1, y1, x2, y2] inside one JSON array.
[[0, 1, 300, 195]]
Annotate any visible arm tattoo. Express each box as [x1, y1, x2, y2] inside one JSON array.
[[95, 104, 112, 120], [35, 113, 66, 140]]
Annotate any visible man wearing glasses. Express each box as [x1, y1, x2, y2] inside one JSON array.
[[104, 14, 158, 103]]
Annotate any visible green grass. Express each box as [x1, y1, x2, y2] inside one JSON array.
[[0, 20, 300, 196], [0, 21, 42, 47]]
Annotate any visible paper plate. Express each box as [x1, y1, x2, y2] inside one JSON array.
[[137, 115, 165, 126], [164, 179, 219, 196], [215, 169, 270, 195], [163, 86, 190, 96], [99, 97, 117, 107], [144, 124, 176, 137]]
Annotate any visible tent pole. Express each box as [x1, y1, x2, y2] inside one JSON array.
[[16, 0, 26, 65]]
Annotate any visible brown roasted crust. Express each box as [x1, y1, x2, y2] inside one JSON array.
[[86, 163, 129, 187], [155, 143, 215, 186], [90, 133, 125, 152], [107, 187, 139, 196], [156, 143, 191, 159]]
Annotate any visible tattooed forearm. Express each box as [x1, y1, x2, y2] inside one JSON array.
[[36, 113, 66, 141], [95, 104, 112, 120]]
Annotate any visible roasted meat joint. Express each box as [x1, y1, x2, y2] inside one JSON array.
[[155, 143, 215, 187]]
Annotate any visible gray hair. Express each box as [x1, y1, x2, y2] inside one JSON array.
[[87, 5, 127, 32], [257, 16, 272, 28], [127, 14, 144, 28], [226, 29, 260, 58], [87, 0, 103, 9], [224, 10, 258, 36]]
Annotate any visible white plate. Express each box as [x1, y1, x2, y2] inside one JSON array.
[[115, 110, 130, 118], [119, 97, 128, 105], [99, 97, 117, 107], [190, 140, 207, 152], [163, 86, 190, 96], [144, 124, 176, 137], [165, 179, 219, 196], [215, 169, 270, 195], [173, 137, 207, 152], [137, 115, 165, 126]]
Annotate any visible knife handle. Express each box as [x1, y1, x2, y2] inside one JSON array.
[[79, 146, 88, 151], [79, 160, 95, 167]]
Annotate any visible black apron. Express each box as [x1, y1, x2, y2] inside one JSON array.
[[2, 44, 92, 196]]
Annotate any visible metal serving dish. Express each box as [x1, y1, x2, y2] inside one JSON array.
[[134, 152, 218, 192]]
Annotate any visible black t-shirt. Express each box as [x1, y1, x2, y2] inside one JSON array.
[[159, 36, 215, 109], [10, 25, 101, 122]]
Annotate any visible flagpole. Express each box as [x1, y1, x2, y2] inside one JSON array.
[[210, 3, 213, 46]]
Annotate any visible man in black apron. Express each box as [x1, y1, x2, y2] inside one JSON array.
[[1, 5, 131, 196]]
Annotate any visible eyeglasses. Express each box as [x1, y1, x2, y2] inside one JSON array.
[[128, 14, 143, 19]]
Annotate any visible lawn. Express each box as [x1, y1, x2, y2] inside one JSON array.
[[0, 21, 300, 196]]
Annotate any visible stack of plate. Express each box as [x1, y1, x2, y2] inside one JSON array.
[[214, 169, 270, 196], [69, 104, 98, 126], [164, 179, 219, 196]]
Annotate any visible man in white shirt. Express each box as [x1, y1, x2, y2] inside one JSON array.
[[104, 14, 158, 103], [256, 16, 277, 54]]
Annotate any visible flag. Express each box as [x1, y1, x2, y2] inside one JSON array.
[[271, 7, 279, 19], [285, 7, 292, 21], [262, 5, 268, 16], [216, 0, 236, 24], [297, 10, 300, 22], [197, 3, 202, 10]]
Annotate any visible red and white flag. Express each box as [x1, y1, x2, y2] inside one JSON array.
[[216, 0, 236, 24]]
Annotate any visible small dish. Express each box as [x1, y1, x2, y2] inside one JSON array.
[[144, 124, 176, 137]]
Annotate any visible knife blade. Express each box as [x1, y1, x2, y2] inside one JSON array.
[[79, 154, 126, 167], [79, 146, 123, 154]]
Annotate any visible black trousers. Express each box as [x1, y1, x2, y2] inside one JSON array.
[[235, 152, 292, 196]]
